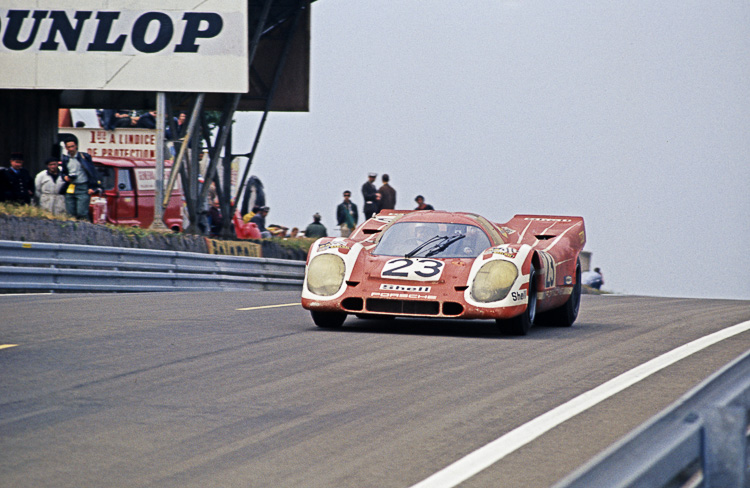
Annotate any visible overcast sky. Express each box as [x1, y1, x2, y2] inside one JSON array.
[[234, 0, 750, 300]]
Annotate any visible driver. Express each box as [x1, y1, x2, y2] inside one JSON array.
[[414, 223, 437, 244], [461, 227, 479, 255]]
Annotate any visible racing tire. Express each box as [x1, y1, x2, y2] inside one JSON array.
[[311, 311, 347, 328], [498, 267, 537, 336], [539, 259, 581, 327]]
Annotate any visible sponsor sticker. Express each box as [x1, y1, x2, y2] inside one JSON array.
[[318, 240, 350, 252], [511, 290, 527, 302], [524, 217, 572, 222], [371, 292, 437, 300], [380, 284, 431, 293], [487, 245, 518, 259]]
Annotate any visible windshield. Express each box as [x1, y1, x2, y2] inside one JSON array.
[[95, 166, 116, 191], [373, 221, 491, 258]]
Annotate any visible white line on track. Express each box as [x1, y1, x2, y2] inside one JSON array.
[[236, 302, 301, 311], [410, 320, 750, 488], [0, 293, 53, 297]]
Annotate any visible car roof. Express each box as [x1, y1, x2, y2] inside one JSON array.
[[351, 210, 509, 246], [395, 210, 485, 225]]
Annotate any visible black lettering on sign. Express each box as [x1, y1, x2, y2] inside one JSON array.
[[87, 12, 126, 52], [40, 11, 92, 51], [3, 10, 48, 50], [131, 12, 173, 53], [175, 12, 223, 53], [1, 9, 226, 53]]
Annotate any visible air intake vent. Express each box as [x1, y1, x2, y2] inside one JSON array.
[[442, 302, 464, 316], [366, 299, 439, 315], [341, 297, 364, 311]]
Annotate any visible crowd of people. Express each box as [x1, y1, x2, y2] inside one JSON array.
[[333, 172, 434, 237], [232, 171, 434, 240], [1, 140, 434, 241], [0, 137, 103, 221]]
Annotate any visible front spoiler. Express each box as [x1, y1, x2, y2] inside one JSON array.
[[301, 294, 526, 320]]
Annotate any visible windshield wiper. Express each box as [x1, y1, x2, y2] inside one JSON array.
[[423, 234, 466, 258], [405, 235, 446, 258]]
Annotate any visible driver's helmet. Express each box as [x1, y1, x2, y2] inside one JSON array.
[[461, 226, 481, 255], [414, 223, 436, 241]]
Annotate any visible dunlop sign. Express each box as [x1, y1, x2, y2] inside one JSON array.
[[0, 0, 248, 92]]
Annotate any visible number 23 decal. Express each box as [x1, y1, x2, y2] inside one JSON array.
[[381, 258, 444, 281]]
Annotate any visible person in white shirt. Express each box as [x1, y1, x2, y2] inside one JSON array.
[[35, 158, 66, 215]]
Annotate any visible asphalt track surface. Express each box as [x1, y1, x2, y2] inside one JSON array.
[[1, 292, 749, 488]]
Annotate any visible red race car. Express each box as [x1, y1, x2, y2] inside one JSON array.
[[301, 210, 586, 335]]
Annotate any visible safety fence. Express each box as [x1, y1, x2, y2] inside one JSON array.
[[0, 240, 305, 292], [554, 347, 750, 488]]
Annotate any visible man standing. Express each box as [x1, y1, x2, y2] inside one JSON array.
[[378, 174, 396, 210], [250, 206, 271, 238], [61, 137, 101, 220], [1, 153, 34, 204], [414, 195, 435, 211], [305, 213, 328, 238], [35, 158, 66, 215], [361, 172, 379, 219], [336, 190, 358, 237]]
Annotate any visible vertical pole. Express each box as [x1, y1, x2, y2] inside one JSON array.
[[221, 124, 233, 238], [234, 4, 305, 205], [150, 92, 168, 230], [163, 93, 204, 207]]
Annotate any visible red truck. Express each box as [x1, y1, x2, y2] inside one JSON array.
[[59, 128, 184, 231]]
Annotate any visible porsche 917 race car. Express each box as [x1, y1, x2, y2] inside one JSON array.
[[301, 210, 586, 335]]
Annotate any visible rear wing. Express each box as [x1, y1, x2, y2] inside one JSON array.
[[500, 215, 586, 249]]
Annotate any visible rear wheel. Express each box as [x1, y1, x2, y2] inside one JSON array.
[[311, 311, 346, 328], [498, 267, 537, 336], [539, 259, 581, 327]]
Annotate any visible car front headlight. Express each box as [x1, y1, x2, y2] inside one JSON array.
[[470, 260, 518, 303], [306, 254, 346, 296]]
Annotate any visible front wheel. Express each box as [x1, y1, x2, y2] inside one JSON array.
[[498, 267, 537, 336], [311, 311, 346, 328]]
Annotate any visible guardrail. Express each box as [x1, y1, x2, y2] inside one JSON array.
[[554, 347, 750, 488], [0, 240, 305, 292]]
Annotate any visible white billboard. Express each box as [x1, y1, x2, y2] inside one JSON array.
[[0, 0, 248, 92]]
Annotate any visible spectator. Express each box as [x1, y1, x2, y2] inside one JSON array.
[[99, 109, 116, 130], [136, 110, 157, 129], [414, 195, 435, 210], [378, 173, 397, 210], [582, 267, 604, 290], [305, 213, 328, 238], [1, 152, 34, 204], [61, 136, 101, 220], [175, 112, 188, 139], [114, 110, 134, 128], [250, 206, 271, 238], [288, 227, 299, 238], [34, 158, 66, 215], [208, 197, 222, 236], [362, 172, 379, 219], [336, 190, 358, 237]]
